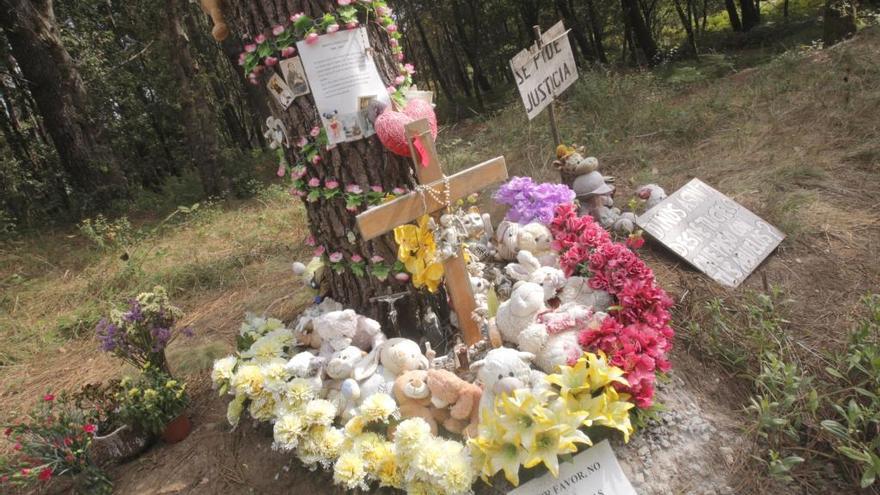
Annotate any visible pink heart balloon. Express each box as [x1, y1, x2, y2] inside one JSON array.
[[374, 110, 414, 157], [401, 99, 438, 138]]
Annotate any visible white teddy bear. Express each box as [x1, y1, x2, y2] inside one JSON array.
[[495, 282, 546, 345], [312, 309, 385, 358], [636, 183, 667, 211], [504, 250, 566, 301], [352, 337, 429, 391], [495, 221, 557, 266], [470, 347, 548, 412], [283, 350, 325, 392], [293, 298, 343, 349]]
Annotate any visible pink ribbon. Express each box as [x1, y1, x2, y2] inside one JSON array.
[[412, 135, 430, 168]]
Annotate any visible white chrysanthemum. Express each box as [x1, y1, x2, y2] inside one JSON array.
[[229, 364, 264, 396], [441, 448, 477, 494], [333, 451, 368, 490], [358, 393, 397, 423], [273, 413, 305, 451], [260, 359, 291, 394], [247, 393, 276, 421], [303, 399, 337, 426], [241, 327, 294, 361], [412, 437, 446, 479], [298, 425, 343, 469], [211, 355, 238, 389]]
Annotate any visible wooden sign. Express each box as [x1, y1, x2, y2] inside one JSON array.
[[355, 119, 508, 345], [636, 178, 785, 288], [510, 20, 579, 121], [510, 441, 636, 495]]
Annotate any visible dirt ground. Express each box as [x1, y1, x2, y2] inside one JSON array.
[[4, 29, 879, 495]]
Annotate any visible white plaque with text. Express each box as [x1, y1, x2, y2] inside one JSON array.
[[510, 20, 579, 120], [510, 441, 636, 495], [637, 178, 785, 287]]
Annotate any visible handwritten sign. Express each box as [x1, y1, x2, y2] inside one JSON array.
[[297, 28, 390, 145], [510, 20, 579, 120], [510, 441, 635, 495], [637, 178, 785, 287]]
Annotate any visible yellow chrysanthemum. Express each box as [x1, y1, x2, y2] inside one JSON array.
[[394, 215, 444, 292], [344, 415, 366, 436], [393, 417, 432, 458], [412, 437, 445, 478], [303, 399, 336, 427], [247, 393, 276, 421], [241, 327, 294, 362], [358, 393, 397, 423], [333, 451, 367, 490], [229, 364, 264, 397], [272, 413, 305, 451]]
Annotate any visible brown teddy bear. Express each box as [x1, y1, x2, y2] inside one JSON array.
[[392, 369, 438, 435], [426, 369, 482, 437]]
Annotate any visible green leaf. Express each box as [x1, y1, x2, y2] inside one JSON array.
[[825, 366, 846, 379], [838, 446, 872, 464], [861, 467, 876, 488], [293, 15, 313, 32], [821, 419, 849, 439], [487, 287, 499, 318], [256, 43, 273, 58]]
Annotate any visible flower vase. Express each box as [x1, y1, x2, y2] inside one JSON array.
[[161, 414, 191, 443], [90, 425, 154, 466]]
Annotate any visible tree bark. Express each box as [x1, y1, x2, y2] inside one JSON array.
[[165, 0, 227, 197], [0, 0, 127, 210], [411, 9, 455, 104], [223, 0, 447, 344], [556, 0, 595, 63], [621, 0, 658, 64], [673, 0, 698, 58], [724, 0, 743, 31]]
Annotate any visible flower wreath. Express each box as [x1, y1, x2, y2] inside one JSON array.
[[550, 203, 675, 408]]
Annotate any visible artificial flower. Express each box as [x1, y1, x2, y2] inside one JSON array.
[[394, 215, 444, 292], [357, 393, 397, 423]]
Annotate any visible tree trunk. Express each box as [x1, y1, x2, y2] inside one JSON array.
[[0, 0, 127, 210], [411, 10, 455, 104], [724, 0, 743, 31], [621, 0, 658, 64], [441, 23, 472, 98], [739, 0, 760, 31], [556, 0, 595, 63], [223, 0, 447, 344], [165, 0, 227, 197], [823, 0, 857, 46], [451, 0, 491, 94], [673, 0, 698, 58], [584, 0, 609, 64]]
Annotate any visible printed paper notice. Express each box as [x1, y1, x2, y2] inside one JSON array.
[[297, 28, 390, 144], [510, 441, 636, 495]]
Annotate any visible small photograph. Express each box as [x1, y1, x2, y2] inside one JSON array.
[[322, 110, 345, 143], [357, 95, 377, 136], [339, 111, 364, 140], [266, 74, 295, 109], [280, 57, 310, 97]]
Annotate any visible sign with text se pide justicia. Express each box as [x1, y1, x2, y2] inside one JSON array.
[[510, 441, 636, 495], [510, 20, 579, 120]]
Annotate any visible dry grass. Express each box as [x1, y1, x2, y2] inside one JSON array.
[[0, 185, 312, 415]]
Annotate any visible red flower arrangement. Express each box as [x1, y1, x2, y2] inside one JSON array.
[[550, 203, 674, 408]]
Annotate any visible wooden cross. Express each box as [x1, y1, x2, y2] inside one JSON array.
[[356, 119, 508, 346]]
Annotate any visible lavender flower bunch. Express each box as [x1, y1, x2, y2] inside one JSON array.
[[493, 176, 576, 224], [96, 286, 191, 374]]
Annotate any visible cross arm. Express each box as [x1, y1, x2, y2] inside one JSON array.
[[356, 156, 508, 241]]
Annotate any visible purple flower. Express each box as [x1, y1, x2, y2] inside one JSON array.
[[494, 176, 575, 224], [96, 318, 119, 352], [122, 300, 144, 323]]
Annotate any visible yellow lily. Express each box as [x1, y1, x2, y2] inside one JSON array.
[[393, 215, 444, 292], [497, 389, 553, 450]]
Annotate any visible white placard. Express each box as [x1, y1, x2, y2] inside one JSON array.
[[510, 20, 579, 120], [636, 178, 785, 287], [510, 441, 636, 495], [296, 28, 391, 144]]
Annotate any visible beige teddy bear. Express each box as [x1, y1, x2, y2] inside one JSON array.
[[426, 369, 482, 437], [392, 369, 439, 435]]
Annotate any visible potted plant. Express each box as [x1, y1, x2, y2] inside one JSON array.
[[116, 364, 191, 444], [95, 285, 193, 375], [0, 394, 111, 494], [73, 381, 153, 465]]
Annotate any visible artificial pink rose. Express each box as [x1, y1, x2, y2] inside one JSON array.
[[394, 272, 410, 282], [392, 187, 405, 195], [371, 185, 382, 193], [281, 46, 296, 58], [296, 136, 308, 147], [272, 25, 285, 36], [308, 178, 320, 187], [370, 255, 384, 263], [290, 13, 303, 22], [338, 0, 351, 4], [265, 56, 278, 67], [305, 32, 319, 44], [394, 75, 405, 85], [305, 235, 316, 246], [329, 252, 343, 263], [345, 184, 362, 194], [346, 21, 358, 29], [386, 24, 398, 33], [404, 63, 415, 74], [311, 155, 322, 165], [326, 23, 340, 34], [276, 164, 286, 177], [245, 43, 257, 53], [310, 126, 321, 137], [255, 34, 267, 44], [351, 254, 363, 262], [395, 53, 405, 61], [314, 245, 325, 256], [389, 38, 399, 47], [325, 180, 339, 189]]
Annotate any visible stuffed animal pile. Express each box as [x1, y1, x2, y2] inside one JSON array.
[[212, 158, 674, 493]]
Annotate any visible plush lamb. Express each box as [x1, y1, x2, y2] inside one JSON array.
[[312, 309, 385, 357], [504, 250, 566, 301], [517, 303, 604, 373], [283, 350, 325, 392], [293, 298, 343, 349], [559, 276, 613, 312], [636, 184, 667, 211], [352, 338, 430, 393], [470, 347, 548, 412], [494, 282, 546, 345]]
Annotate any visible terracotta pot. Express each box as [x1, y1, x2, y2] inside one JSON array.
[[161, 414, 191, 444], [90, 425, 153, 466]]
